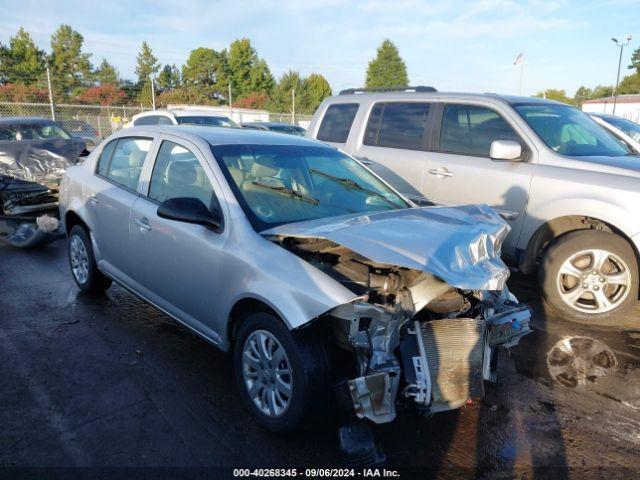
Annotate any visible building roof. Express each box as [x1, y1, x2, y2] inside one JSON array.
[[583, 94, 640, 104]]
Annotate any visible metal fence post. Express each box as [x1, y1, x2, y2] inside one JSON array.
[[46, 67, 55, 120]]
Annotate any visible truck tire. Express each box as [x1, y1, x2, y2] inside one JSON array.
[[539, 230, 638, 326], [68, 225, 112, 293], [233, 312, 331, 433]]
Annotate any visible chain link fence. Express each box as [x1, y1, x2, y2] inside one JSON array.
[[0, 102, 314, 137]]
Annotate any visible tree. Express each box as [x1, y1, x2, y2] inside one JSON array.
[[267, 70, 304, 113], [534, 89, 572, 104], [618, 72, 640, 94], [49, 25, 92, 97], [628, 46, 640, 74], [157, 64, 181, 90], [591, 84, 613, 99], [573, 86, 593, 107], [181, 47, 227, 102], [365, 39, 409, 88], [228, 38, 273, 99], [79, 84, 125, 105], [2, 28, 46, 85], [301, 73, 332, 113], [135, 41, 159, 83], [94, 58, 119, 85], [233, 91, 268, 109]]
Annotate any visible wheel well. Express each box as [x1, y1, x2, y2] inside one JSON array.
[[227, 298, 278, 345], [64, 211, 89, 236], [521, 215, 640, 275]]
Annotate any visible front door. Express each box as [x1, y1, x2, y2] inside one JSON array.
[[128, 137, 227, 337]]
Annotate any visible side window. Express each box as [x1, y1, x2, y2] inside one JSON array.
[[156, 116, 174, 125], [364, 102, 431, 150], [317, 103, 359, 143], [96, 140, 117, 176], [148, 141, 216, 209], [133, 116, 159, 126], [104, 137, 152, 191], [439, 104, 519, 156]]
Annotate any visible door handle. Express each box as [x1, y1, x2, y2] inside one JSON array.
[[427, 167, 453, 178], [134, 217, 151, 231], [88, 194, 99, 206], [357, 156, 373, 166]]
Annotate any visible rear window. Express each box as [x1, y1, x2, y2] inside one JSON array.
[[317, 103, 359, 143], [134, 116, 161, 126], [364, 102, 431, 150]]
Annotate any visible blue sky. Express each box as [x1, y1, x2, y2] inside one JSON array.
[[0, 0, 638, 96]]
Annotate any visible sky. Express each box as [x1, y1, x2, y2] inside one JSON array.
[[0, 0, 638, 96]]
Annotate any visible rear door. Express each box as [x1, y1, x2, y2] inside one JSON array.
[[423, 103, 535, 260], [85, 136, 154, 279], [352, 101, 434, 201]]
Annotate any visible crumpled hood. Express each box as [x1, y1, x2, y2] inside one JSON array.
[[262, 204, 511, 291]]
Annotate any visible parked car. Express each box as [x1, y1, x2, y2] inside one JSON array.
[[590, 114, 640, 154], [0, 116, 87, 248], [240, 121, 307, 136], [57, 119, 102, 150], [126, 109, 239, 128], [307, 87, 640, 325], [59, 126, 530, 433]]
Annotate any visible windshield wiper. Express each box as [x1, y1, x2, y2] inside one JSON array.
[[309, 168, 404, 209], [251, 180, 320, 205]]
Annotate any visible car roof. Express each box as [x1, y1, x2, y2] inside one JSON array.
[[122, 125, 323, 147], [132, 109, 231, 119], [0, 116, 56, 125], [243, 121, 303, 128]]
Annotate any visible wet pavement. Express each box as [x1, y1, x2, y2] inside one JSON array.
[[1, 239, 640, 478]]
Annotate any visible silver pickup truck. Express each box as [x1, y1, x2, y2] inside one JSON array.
[[308, 89, 640, 325]]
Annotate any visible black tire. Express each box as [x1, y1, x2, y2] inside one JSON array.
[[233, 312, 330, 433], [539, 230, 638, 326], [68, 225, 112, 294]]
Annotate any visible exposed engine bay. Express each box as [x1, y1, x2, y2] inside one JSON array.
[[275, 235, 531, 424], [0, 138, 86, 248]]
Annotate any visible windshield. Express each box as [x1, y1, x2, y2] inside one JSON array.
[[176, 116, 239, 128], [601, 115, 640, 141], [269, 125, 306, 136], [211, 144, 408, 230], [514, 104, 629, 157], [0, 122, 71, 141]]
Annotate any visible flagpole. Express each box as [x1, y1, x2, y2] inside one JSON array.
[[519, 60, 524, 95]]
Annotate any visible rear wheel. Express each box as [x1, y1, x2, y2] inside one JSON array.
[[68, 225, 111, 293], [540, 230, 638, 326]]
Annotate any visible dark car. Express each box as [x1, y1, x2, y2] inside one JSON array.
[[57, 119, 102, 150], [240, 121, 307, 136], [0, 117, 87, 248]]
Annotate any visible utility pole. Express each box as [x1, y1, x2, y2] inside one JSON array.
[[150, 76, 156, 110], [291, 89, 295, 125], [228, 84, 232, 109], [612, 35, 632, 115], [46, 66, 55, 120]]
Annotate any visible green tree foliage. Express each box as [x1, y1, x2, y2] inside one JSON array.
[[534, 88, 572, 104], [49, 25, 92, 98], [94, 58, 119, 85], [157, 64, 181, 90], [228, 38, 274, 100], [628, 46, 640, 74], [1, 28, 46, 85], [618, 72, 640, 94], [267, 70, 304, 113], [573, 86, 592, 107], [591, 84, 613, 99], [301, 73, 332, 114], [181, 47, 227, 103], [138, 79, 154, 108], [365, 39, 409, 88], [135, 41, 160, 83]]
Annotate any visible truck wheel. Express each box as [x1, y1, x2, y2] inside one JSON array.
[[539, 230, 638, 326], [233, 312, 330, 433], [68, 225, 112, 293]]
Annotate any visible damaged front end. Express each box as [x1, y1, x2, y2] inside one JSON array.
[[0, 138, 86, 248], [265, 205, 532, 424]]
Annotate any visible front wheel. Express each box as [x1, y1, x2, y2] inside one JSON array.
[[233, 312, 330, 433], [539, 230, 638, 326]]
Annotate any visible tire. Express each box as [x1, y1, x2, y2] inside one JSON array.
[[233, 312, 330, 433], [68, 225, 112, 293], [539, 230, 638, 326]]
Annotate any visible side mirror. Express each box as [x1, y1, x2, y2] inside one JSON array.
[[490, 140, 523, 161], [157, 197, 223, 231]]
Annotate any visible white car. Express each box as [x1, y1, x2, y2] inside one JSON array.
[[125, 109, 240, 129], [590, 114, 640, 154]]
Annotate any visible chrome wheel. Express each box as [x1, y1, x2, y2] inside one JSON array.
[[69, 234, 89, 285], [242, 330, 293, 418], [557, 248, 632, 314]]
